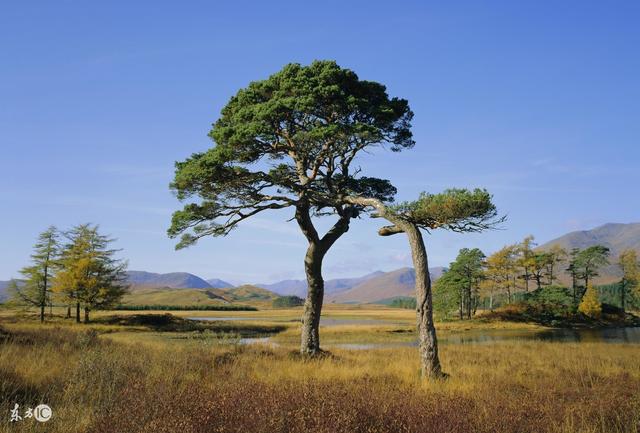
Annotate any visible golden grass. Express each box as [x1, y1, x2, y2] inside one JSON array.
[[1, 312, 639, 433]]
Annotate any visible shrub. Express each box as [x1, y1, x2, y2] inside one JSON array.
[[578, 284, 602, 318], [523, 286, 574, 316], [272, 296, 305, 308]]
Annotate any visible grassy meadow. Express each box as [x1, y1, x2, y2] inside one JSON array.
[[1, 306, 639, 433]]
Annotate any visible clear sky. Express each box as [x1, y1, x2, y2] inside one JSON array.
[[1, 1, 639, 284]]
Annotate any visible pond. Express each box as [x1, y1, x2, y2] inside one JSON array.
[[333, 327, 640, 350], [238, 327, 640, 350], [187, 316, 400, 326]]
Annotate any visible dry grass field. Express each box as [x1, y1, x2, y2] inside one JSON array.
[[1, 308, 639, 433]]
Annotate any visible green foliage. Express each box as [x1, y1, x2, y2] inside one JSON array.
[[523, 286, 574, 316], [434, 248, 486, 319], [433, 270, 462, 319], [272, 296, 305, 308], [392, 188, 503, 232], [10, 227, 59, 319], [110, 304, 257, 311], [168, 60, 414, 248], [574, 245, 610, 287], [389, 297, 417, 309]]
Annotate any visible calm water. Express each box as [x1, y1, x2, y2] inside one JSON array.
[[334, 328, 640, 350], [188, 316, 640, 349], [187, 316, 399, 326], [241, 328, 640, 350]]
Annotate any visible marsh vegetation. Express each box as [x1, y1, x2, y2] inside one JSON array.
[[1, 308, 639, 433]]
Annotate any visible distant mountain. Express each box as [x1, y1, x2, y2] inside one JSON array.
[[206, 278, 234, 288], [258, 271, 385, 297], [219, 285, 279, 302], [538, 222, 640, 283], [0, 281, 10, 302], [122, 284, 279, 305], [327, 267, 445, 304], [126, 271, 212, 290]]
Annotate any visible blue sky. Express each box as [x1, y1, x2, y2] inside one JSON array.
[[1, 1, 638, 283]]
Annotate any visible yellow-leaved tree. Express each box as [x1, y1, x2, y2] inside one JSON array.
[[578, 283, 602, 318]]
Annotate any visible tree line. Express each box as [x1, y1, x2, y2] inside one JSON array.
[[434, 236, 640, 319], [9, 224, 128, 323]]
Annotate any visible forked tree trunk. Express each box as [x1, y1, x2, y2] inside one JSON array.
[[296, 203, 353, 355]]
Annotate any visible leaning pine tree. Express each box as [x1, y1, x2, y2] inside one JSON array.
[[347, 189, 503, 379], [168, 61, 414, 355]]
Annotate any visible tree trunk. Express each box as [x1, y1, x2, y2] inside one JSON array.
[[84, 307, 90, 323], [620, 280, 626, 312], [343, 196, 444, 379], [66, 306, 71, 319], [404, 224, 443, 379], [40, 304, 45, 323], [76, 302, 81, 323], [296, 203, 353, 355], [300, 243, 325, 355]]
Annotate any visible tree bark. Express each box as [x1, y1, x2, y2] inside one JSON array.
[[40, 304, 45, 323], [300, 243, 325, 354], [344, 196, 444, 379], [76, 302, 81, 323], [84, 307, 90, 323], [66, 306, 71, 319], [296, 203, 352, 355], [403, 224, 443, 379]]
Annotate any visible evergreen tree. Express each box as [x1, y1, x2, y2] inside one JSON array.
[[574, 246, 610, 297], [9, 226, 59, 322], [168, 61, 414, 355], [347, 189, 501, 379]]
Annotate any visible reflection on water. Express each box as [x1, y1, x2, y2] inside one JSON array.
[[188, 315, 640, 349], [443, 327, 640, 344], [187, 316, 399, 326], [332, 328, 640, 350]]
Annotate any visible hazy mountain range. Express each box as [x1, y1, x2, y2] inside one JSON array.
[[0, 280, 10, 302], [256, 271, 385, 297], [538, 222, 640, 284], [2, 222, 638, 304]]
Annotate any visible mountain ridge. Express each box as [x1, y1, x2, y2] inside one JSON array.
[[538, 222, 640, 283]]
